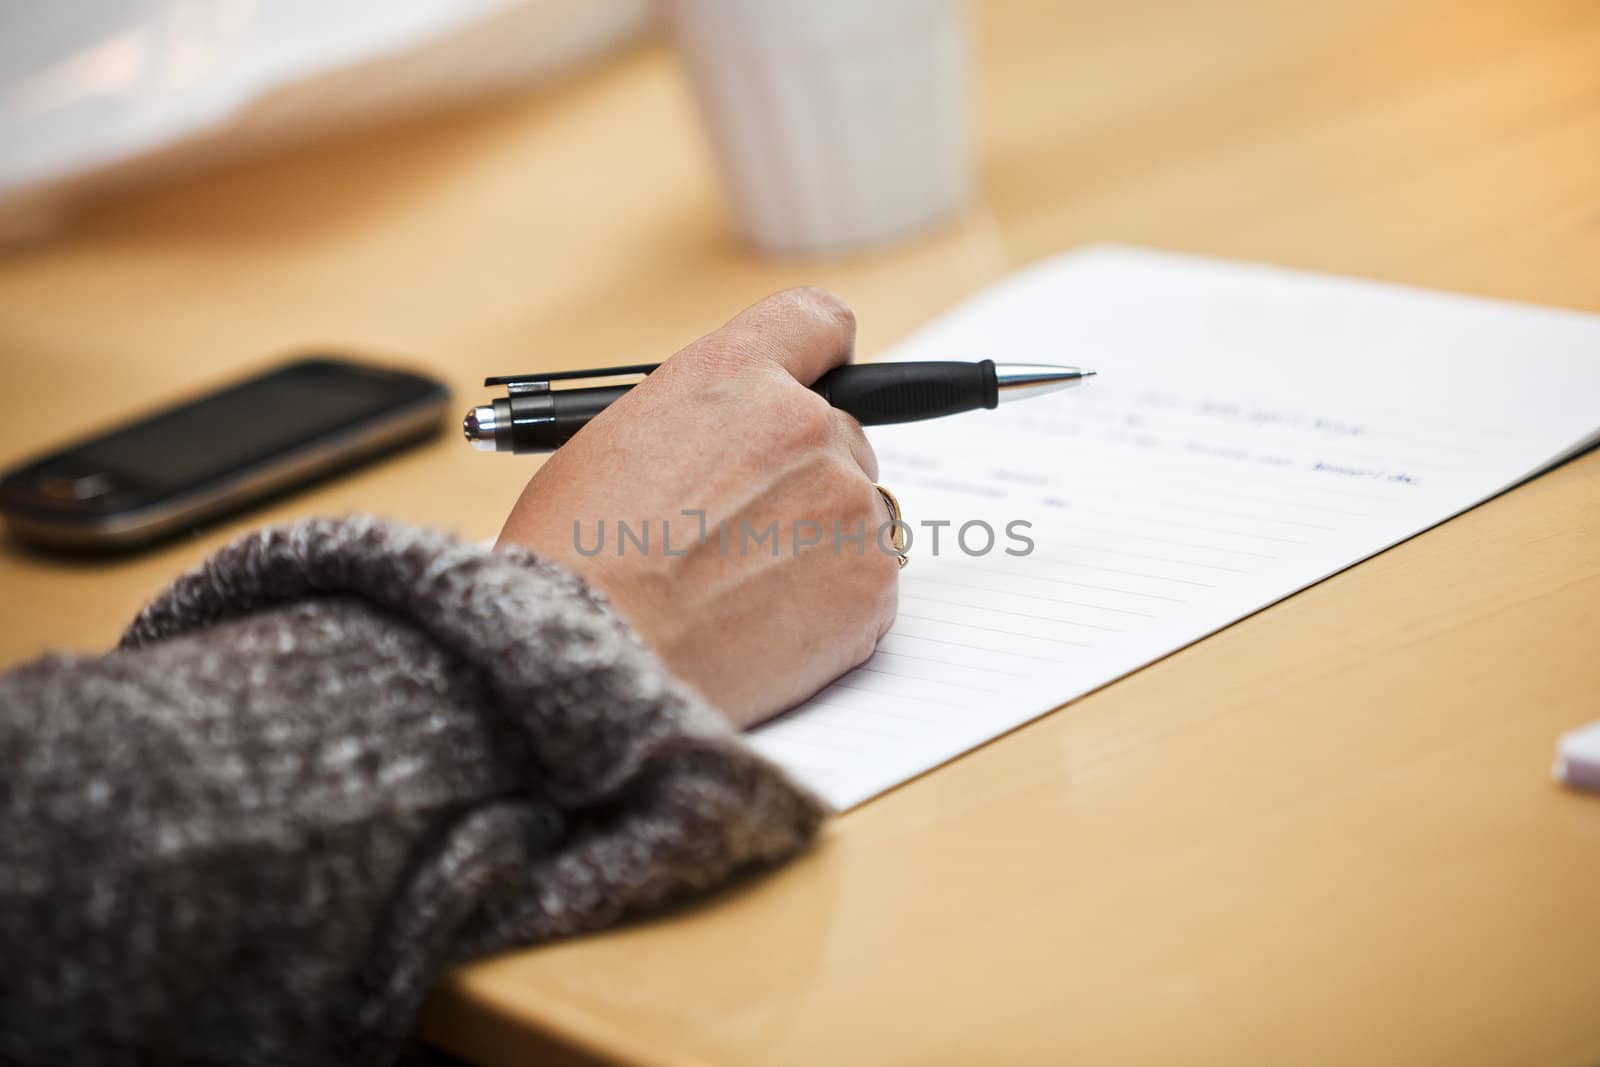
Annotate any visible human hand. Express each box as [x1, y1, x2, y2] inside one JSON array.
[[498, 288, 899, 728]]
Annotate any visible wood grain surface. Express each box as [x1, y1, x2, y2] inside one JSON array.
[[1, 1, 1596, 1064]]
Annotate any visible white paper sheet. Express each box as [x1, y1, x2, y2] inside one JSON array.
[[747, 246, 1600, 810]]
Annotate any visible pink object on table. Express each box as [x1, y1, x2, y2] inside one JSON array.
[[1554, 720, 1600, 792]]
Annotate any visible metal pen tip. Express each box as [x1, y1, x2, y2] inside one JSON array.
[[463, 405, 499, 452], [992, 363, 1096, 404]]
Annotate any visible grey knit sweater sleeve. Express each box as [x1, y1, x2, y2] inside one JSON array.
[[0, 516, 827, 1066]]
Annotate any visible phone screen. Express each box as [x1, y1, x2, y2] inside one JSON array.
[[71, 360, 436, 493]]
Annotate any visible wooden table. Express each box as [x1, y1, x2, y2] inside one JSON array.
[[2, 0, 1598, 1063]]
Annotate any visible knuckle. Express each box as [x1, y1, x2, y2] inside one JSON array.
[[772, 388, 837, 449], [677, 329, 764, 379], [786, 286, 856, 332]]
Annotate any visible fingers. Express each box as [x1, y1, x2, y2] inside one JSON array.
[[833, 410, 879, 481], [718, 288, 878, 478], [711, 287, 858, 386], [659, 284, 875, 479]]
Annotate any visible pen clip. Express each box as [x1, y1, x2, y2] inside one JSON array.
[[484, 363, 660, 396]]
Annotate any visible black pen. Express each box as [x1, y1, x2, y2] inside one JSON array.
[[463, 360, 1095, 454]]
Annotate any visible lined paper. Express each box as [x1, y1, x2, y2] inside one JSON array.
[[747, 246, 1600, 810]]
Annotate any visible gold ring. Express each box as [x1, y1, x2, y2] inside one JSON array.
[[873, 484, 910, 568]]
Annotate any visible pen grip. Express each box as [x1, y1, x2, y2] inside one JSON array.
[[812, 360, 997, 426]]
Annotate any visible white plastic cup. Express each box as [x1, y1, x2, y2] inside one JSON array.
[[665, 0, 973, 256]]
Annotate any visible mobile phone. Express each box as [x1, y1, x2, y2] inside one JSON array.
[[0, 356, 450, 553]]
